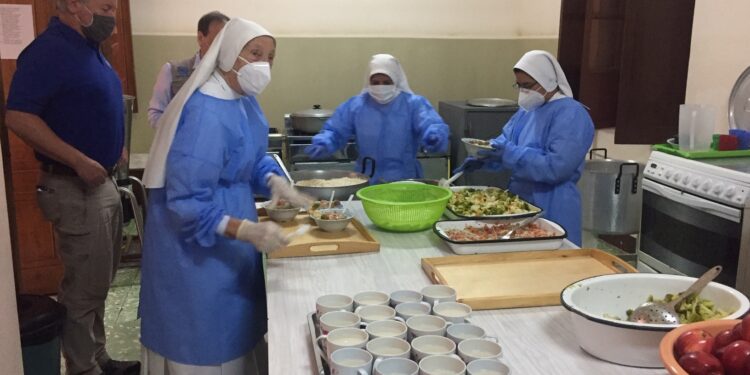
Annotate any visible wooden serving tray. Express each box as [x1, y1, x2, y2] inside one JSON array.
[[421, 248, 636, 310], [260, 214, 379, 259]]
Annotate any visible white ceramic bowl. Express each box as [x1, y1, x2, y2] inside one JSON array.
[[560, 273, 750, 368], [461, 138, 493, 157]]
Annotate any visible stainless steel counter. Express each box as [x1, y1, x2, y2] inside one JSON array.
[[265, 202, 665, 374]]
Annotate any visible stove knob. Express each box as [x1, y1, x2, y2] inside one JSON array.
[[692, 177, 703, 188], [725, 186, 737, 198], [664, 169, 674, 179], [673, 172, 682, 182], [682, 175, 690, 185], [713, 183, 725, 195], [701, 180, 713, 192]]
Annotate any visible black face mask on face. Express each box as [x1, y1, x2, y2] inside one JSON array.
[[78, 6, 116, 43]]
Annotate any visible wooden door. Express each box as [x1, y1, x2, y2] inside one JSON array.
[[1, 0, 136, 294]]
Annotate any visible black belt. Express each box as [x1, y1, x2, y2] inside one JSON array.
[[41, 162, 116, 177]]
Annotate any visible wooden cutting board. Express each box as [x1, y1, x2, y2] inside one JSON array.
[[260, 214, 379, 259], [421, 248, 636, 310]]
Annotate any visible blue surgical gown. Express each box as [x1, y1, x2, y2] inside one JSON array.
[[312, 92, 449, 183], [139, 91, 281, 365], [491, 97, 594, 246]]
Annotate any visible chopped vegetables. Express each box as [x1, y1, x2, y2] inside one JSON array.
[[448, 188, 536, 217], [444, 222, 555, 241], [625, 294, 732, 324]]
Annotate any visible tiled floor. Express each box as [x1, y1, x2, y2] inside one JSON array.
[[105, 265, 142, 362]]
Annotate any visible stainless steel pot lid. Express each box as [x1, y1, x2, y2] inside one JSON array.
[[466, 98, 517, 107], [291, 104, 333, 118], [729, 65, 750, 130]]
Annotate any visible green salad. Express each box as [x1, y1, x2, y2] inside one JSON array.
[[448, 188, 534, 216], [625, 293, 731, 324]]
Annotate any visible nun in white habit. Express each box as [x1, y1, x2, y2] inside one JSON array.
[[454, 50, 595, 246], [303, 53, 450, 183], [139, 18, 309, 374]]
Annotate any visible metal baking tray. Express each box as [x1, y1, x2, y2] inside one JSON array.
[[466, 98, 517, 107], [433, 217, 566, 254], [445, 186, 542, 220], [307, 312, 329, 375]]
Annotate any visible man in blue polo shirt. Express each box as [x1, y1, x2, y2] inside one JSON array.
[[5, 0, 139, 374]]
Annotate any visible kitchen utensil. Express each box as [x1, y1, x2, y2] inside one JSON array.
[[265, 204, 301, 223], [289, 104, 334, 134], [461, 137, 493, 158], [356, 183, 451, 232], [628, 265, 723, 324], [313, 211, 353, 233], [291, 157, 375, 201], [327, 191, 335, 209], [579, 148, 643, 235], [433, 217, 566, 255], [422, 249, 637, 310], [500, 212, 542, 239], [438, 171, 463, 188], [560, 272, 749, 368], [466, 98, 516, 107], [729, 65, 750, 130]]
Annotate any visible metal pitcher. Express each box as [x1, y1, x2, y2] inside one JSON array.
[[579, 148, 643, 234]]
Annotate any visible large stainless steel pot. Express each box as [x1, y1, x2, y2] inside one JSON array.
[[290, 157, 375, 200], [580, 148, 643, 235], [289, 104, 333, 134]]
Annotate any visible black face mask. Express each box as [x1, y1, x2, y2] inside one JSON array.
[[78, 6, 116, 43], [82, 13, 116, 42]]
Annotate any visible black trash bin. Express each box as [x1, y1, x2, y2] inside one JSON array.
[[18, 294, 66, 375]]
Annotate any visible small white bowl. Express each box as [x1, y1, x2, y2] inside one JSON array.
[[461, 138, 493, 157], [312, 209, 352, 233], [560, 273, 750, 368]]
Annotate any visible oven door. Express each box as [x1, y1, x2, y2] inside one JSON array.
[[639, 178, 742, 287]]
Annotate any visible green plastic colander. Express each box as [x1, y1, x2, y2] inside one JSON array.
[[356, 183, 452, 232]]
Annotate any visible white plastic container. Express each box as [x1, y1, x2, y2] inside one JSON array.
[[432, 218, 566, 254], [678, 104, 715, 151]]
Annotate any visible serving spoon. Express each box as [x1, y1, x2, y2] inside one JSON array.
[[438, 171, 463, 188], [627, 265, 722, 324], [500, 213, 542, 240]]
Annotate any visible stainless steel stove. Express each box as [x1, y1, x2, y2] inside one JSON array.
[[638, 151, 750, 295]]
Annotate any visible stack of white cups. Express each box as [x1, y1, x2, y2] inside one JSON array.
[[314, 285, 511, 375]]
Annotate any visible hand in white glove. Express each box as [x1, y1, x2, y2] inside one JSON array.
[[236, 220, 289, 253], [267, 174, 314, 209]]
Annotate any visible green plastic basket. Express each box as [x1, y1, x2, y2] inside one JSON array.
[[356, 183, 452, 232]]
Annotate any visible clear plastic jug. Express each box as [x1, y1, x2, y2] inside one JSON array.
[[679, 104, 715, 151]]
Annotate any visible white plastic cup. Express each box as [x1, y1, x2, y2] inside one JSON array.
[[418, 354, 466, 375], [316, 294, 354, 316], [390, 290, 423, 307], [678, 104, 715, 151], [374, 357, 418, 375], [395, 302, 431, 320], [466, 359, 511, 375], [330, 347, 373, 375], [458, 338, 503, 363]]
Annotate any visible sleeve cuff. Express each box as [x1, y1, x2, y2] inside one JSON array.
[[215, 215, 230, 235]]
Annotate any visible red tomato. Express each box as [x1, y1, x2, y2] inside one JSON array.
[[742, 315, 750, 341], [676, 329, 714, 359], [678, 351, 724, 375], [683, 337, 716, 356], [721, 340, 750, 375], [732, 323, 743, 342], [715, 329, 742, 353]]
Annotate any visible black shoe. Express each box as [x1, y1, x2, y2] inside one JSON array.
[[101, 359, 141, 375]]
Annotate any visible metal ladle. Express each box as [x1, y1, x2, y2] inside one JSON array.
[[627, 265, 722, 324]]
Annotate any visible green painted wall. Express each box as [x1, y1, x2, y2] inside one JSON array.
[[130, 36, 557, 153]]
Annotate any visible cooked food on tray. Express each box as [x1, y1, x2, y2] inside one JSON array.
[[308, 200, 343, 216], [443, 222, 555, 241], [311, 209, 349, 221], [269, 199, 296, 209], [295, 177, 368, 188], [448, 188, 535, 216], [466, 139, 492, 148], [623, 293, 731, 324]]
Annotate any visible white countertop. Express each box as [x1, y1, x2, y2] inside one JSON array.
[[265, 202, 666, 374]]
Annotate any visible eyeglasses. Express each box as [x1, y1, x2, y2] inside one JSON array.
[[512, 82, 538, 90]]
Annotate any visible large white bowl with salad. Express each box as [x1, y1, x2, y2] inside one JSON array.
[[560, 273, 749, 368]]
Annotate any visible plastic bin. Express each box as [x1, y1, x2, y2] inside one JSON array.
[[18, 294, 66, 375]]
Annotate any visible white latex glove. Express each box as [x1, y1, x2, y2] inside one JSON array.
[[267, 174, 314, 209], [236, 220, 289, 253]]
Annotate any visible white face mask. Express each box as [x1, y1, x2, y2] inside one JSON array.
[[518, 88, 546, 111], [368, 84, 399, 104], [233, 58, 271, 96]]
